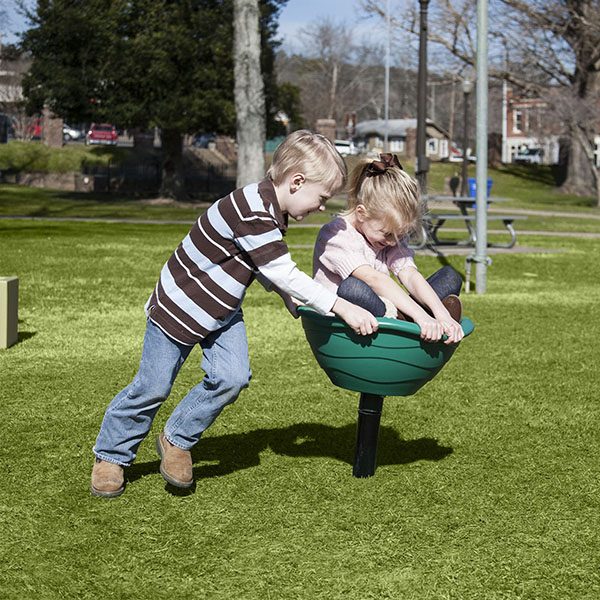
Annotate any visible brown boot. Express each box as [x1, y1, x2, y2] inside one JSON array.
[[442, 294, 462, 323], [90, 459, 125, 498], [156, 433, 193, 488]]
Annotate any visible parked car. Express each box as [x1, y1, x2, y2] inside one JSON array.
[[446, 143, 476, 162], [63, 124, 84, 142], [514, 147, 544, 165], [334, 139, 359, 156], [86, 123, 118, 146], [192, 132, 216, 148]]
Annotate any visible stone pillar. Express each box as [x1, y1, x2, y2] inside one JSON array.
[[315, 119, 336, 142], [42, 105, 64, 148], [0, 276, 18, 349]]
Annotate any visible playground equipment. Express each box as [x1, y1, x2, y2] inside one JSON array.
[[298, 307, 474, 477]]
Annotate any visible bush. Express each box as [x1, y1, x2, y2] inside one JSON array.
[[0, 141, 120, 173]]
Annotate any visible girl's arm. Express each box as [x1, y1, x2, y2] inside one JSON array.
[[398, 268, 464, 344], [352, 265, 444, 342]]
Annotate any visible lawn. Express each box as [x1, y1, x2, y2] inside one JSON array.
[[1, 212, 599, 598]]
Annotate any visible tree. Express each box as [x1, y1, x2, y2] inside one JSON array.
[[363, 0, 600, 205], [275, 19, 419, 135], [234, 0, 265, 187], [496, 0, 600, 204], [21, 0, 287, 199]]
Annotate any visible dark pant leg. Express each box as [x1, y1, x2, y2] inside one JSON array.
[[426, 265, 462, 300], [337, 276, 386, 317]]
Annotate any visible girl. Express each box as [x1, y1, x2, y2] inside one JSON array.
[[313, 153, 464, 345]]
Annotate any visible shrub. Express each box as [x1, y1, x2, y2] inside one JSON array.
[[0, 141, 120, 173]]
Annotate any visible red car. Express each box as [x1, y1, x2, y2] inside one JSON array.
[[86, 123, 118, 145]]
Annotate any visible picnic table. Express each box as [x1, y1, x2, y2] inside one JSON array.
[[411, 195, 526, 249]]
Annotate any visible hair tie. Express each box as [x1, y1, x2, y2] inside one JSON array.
[[365, 153, 403, 177]]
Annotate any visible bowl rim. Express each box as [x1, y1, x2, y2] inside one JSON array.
[[298, 306, 475, 338]]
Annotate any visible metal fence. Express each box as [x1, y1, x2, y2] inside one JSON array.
[[81, 158, 236, 198]]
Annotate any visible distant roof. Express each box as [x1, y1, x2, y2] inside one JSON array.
[[355, 118, 447, 138], [0, 56, 32, 75]]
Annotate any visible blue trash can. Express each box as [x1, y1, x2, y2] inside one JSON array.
[[468, 177, 493, 198]]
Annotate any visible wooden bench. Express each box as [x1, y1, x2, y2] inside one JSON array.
[[410, 214, 527, 249]]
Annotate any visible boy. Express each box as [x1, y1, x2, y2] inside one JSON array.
[[91, 130, 379, 497]]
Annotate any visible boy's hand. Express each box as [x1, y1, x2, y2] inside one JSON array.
[[414, 314, 444, 343], [333, 298, 379, 336], [283, 295, 303, 319], [438, 318, 464, 345]]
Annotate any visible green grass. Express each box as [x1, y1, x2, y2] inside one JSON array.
[[0, 184, 213, 221], [427, 161, 598, 212], [1, 216, 599, 599]]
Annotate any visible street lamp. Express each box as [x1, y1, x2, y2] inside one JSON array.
[[415, 0, 430, 194], [460, 78, 474, 197]]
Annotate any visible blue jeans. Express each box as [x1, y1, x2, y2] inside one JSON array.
[[93, 312, 251, 466], [337, 265, 462, 317]]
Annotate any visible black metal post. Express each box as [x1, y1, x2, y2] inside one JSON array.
[[353, 393, 385, 478], [415, 0, 430, 194], [461, 87, 471, 197]]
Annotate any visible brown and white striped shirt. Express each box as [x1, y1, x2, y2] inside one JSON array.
[[145, 179, 337, 345]]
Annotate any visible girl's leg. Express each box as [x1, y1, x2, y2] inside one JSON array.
[[164, 311, 252, 450], [93, 319, 193, 466], [337, 276, 387, 317], [426, 265, 463, 300]]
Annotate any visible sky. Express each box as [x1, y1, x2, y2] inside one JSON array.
[[277, 0, 377, 53], [2, 0, 378, 48]]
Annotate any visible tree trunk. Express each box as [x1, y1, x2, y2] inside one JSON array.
[[561, 125, 596, 199], [160, 128, 187, 200], [234, 0, 265, 188], [328, 61, 338, 120]]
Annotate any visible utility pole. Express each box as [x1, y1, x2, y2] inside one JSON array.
[[448, 75, 457, 152], [460, 79, 473, 196], [383, 0, 390, 151], [501, 79, 508, 163], [415, 0, 430, 194]]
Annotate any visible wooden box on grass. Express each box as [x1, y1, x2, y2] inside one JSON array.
[[0, 276, 18, 349]]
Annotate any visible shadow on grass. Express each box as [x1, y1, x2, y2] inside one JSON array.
[[496, 162, 571, 187], [127, 423, 452, 491], [17, 331, 37, 343]]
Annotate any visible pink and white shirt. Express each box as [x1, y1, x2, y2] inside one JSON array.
[[313, 215, 417, 292]]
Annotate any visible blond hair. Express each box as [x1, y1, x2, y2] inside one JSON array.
[[346, 158, 423, 238], [267, 129, 347, 194]]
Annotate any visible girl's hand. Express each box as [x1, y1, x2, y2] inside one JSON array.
[[414, 314, 444, 342], [438, 318, 464, 345]]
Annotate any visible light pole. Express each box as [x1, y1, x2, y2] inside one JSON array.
[[383, 0, 390, 151], [460, 78, 474, 197], [415, 0, 430, 194]]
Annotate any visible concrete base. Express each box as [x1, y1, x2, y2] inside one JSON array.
[[0, 277, 18, 349]]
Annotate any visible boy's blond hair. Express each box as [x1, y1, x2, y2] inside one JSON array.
[[267, 129, 347, 194], [346, 158, 423, 238]]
